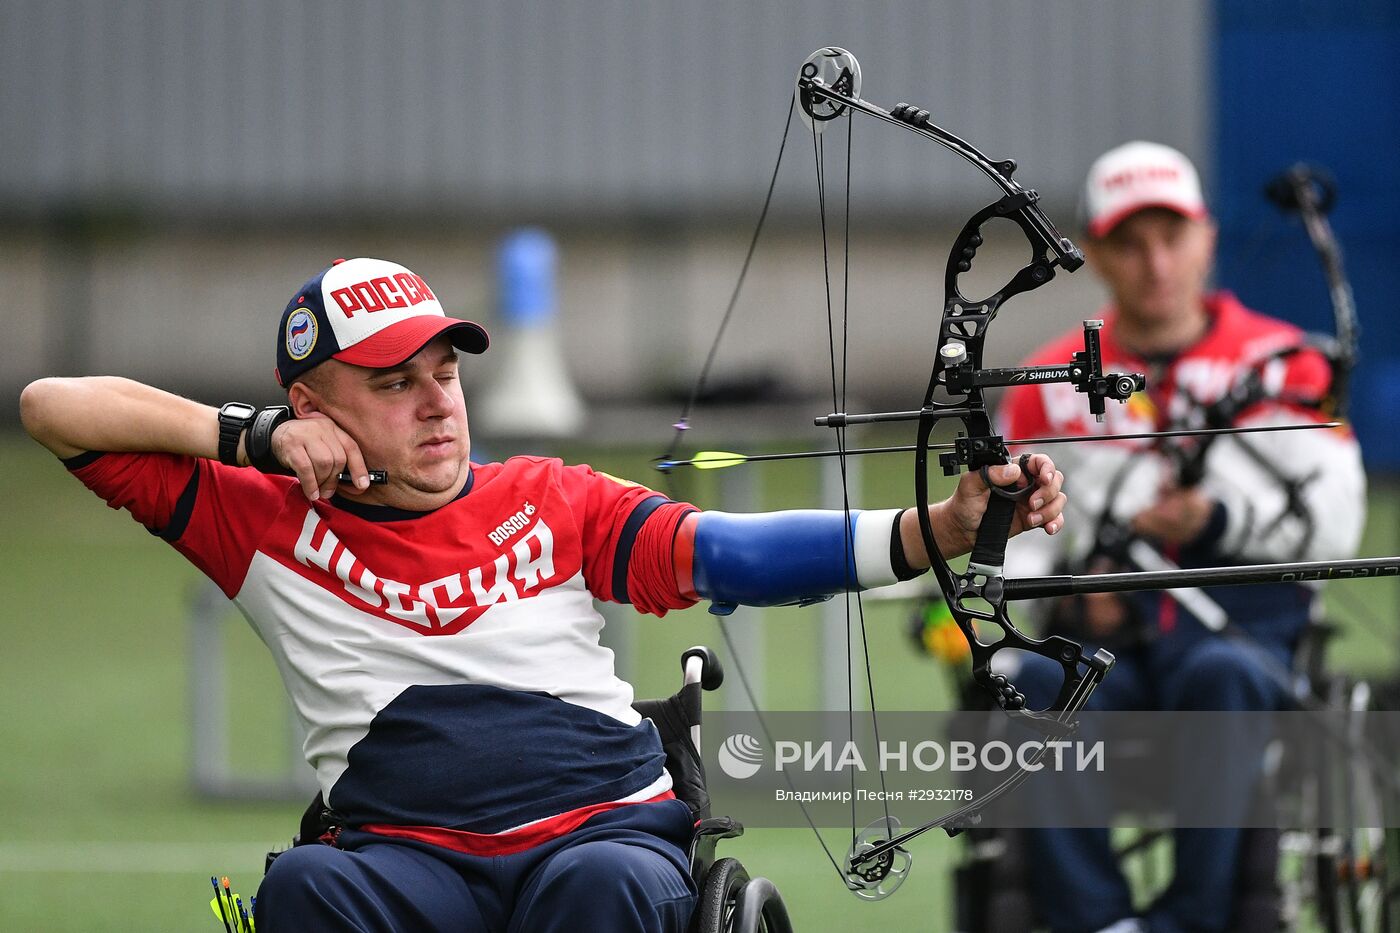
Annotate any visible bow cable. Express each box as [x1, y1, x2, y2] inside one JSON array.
[[659, 96, 797, 472], [812, 97, 901, 857], [663, 91, 854, 886]]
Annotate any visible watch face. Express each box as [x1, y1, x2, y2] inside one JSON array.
[[221, 403, 257, 421]]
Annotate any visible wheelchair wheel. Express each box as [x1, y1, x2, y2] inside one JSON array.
[[693, 857, 792, 933], [1310, 678, 1396, 933], [1314, 822, 1395, 932], [695, 857, 749, 933]]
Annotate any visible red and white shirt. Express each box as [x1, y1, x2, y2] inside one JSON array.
[[998, 292, 1364, 637], [68, 451, 697, 853]]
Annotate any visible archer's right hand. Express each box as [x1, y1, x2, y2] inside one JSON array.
[[267, 413, 371, 501]]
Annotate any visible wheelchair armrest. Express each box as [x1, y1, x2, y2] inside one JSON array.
[[695, 816, 744, 841], [688, 816, 746, 887]]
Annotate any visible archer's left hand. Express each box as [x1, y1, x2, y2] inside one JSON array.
[[902, 452, 1066, 565]]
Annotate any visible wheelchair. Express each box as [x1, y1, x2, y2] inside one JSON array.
[[249, 646, 792, 933], [937, 608, 1399, 933], [639, 646, 793, 933]]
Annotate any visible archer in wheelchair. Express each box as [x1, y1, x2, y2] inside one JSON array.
[[935, 144, 1374, 933], [931, 596, 1398, 933], [22, 253, 1070, 933]]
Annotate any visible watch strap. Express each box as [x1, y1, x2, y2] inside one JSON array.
[[246, 406, 294, 474], [217, 402, 255, 466]]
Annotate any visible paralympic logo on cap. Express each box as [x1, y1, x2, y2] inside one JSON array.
[[286, 308, 318, 360], [718, 733, 765, 780]]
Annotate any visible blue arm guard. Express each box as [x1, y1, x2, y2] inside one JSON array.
[[691, 509, 907, 615]]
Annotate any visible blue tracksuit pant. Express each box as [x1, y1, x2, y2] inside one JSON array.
[[1014, 634, 1290, 933], [255, 798, 697, 932]]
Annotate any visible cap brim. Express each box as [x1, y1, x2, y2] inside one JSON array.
[[333, 316, 489, 369], [1088, 201, 1209, 238]]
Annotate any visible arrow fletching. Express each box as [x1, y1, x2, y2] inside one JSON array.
[[657, 450, 754, 471], [689, 451, 749, 470]]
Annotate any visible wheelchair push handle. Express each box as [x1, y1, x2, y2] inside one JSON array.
[[682, 646, 725, 691]]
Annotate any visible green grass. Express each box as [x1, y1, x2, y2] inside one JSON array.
[[1, 430, 1396, 931]]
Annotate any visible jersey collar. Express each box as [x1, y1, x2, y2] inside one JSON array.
[[328, 467, 475, 522]]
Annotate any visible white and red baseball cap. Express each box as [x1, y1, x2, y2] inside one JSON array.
[[275, 257, 489, 386], [1082, 141, 1209, 238]]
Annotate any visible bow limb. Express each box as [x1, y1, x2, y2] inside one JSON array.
[[1265, 163, 1358, 417]]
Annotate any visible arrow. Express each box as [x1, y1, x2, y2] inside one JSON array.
[[654, 421, 1343, 472]]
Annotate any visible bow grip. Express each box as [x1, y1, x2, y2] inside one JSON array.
[[967, 455, 1033, 573]]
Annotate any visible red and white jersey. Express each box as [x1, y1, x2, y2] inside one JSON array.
[[67, 452, 697, 852], [999, 292, 1364, 585]]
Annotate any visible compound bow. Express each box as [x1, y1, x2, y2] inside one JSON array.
[[657, 48, 1397, 899]]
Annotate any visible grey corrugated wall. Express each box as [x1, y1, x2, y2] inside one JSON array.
[[0, 0, 1209, 221], [0, 1, 1210, 412]]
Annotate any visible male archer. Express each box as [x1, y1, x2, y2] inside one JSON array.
[[1000, 142, 1365, 933], [21, 256, 1068, 932]]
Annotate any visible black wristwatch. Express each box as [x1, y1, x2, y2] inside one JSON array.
[[217, 402, 257, 466]]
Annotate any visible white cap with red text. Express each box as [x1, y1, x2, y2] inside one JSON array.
[[1082, 141, 1208, 238], [275, 257, 488, 386]]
